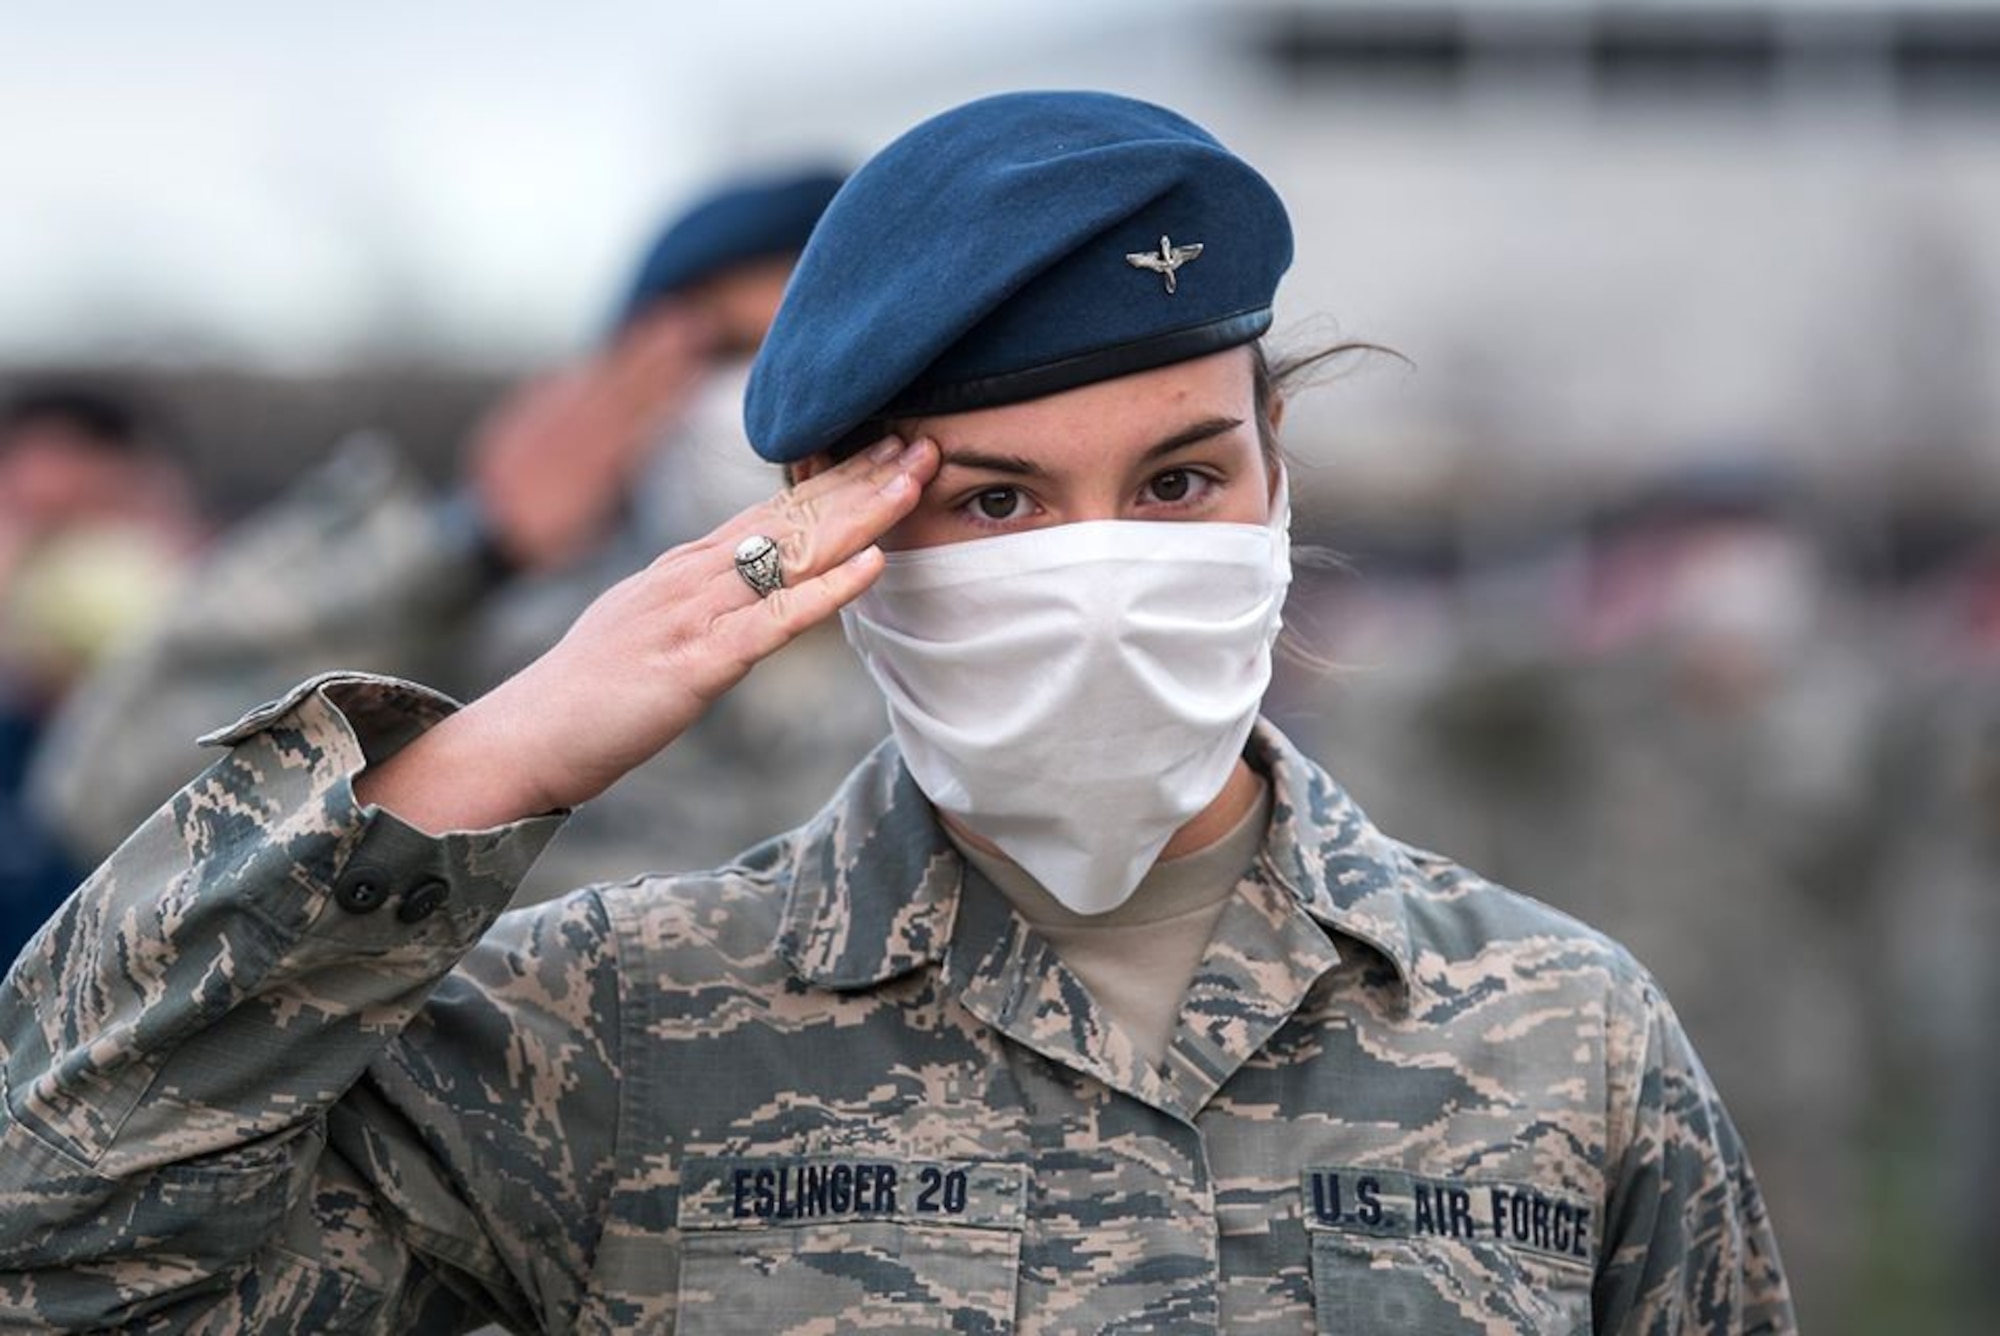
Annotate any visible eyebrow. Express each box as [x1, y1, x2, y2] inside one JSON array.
[[937, 415, 1247, 479]]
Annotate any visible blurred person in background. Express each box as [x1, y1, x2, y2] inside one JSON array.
[[1862, 519, 2000, 1326], [24, 166, 885, 904], [1538, 463, 1877, 1323], [1271, 509, 1591, 918], [1293, 462, 1876, 1327], [0, 385, 204, 964]]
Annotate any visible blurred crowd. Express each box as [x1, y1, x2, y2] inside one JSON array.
[[2, 168, 1995, 1336], [0, 386, 207, 935], [1, 166, 882, 944]]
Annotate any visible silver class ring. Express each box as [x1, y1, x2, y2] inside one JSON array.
[[733, 534, 786, 599]]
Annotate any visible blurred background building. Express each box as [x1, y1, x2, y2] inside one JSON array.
[[4, 2, 1996, 1331]]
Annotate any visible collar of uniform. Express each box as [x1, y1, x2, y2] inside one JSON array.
[[1242, 720, 1420, 995], [775, 723, 1423, 995], [775, 736, 965, 990]]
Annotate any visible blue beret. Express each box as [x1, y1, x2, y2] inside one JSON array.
[[611, 166, 846, 332], [744, 91, 1293, 464]]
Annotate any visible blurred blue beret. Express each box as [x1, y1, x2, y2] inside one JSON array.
[[745, 91, 1292, 464], [611, 166, 847, 332]]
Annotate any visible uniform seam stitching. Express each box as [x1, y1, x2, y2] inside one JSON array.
[[581, 886, 628, 1296]]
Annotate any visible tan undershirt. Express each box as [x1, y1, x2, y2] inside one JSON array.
[[947, 779, 1273, 1071]]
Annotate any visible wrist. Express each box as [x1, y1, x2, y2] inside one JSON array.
[[353, 697, 566, 835]]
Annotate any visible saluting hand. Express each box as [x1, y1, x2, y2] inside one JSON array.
[[467, 305, 715, 572], [356, 435, 938, 833]]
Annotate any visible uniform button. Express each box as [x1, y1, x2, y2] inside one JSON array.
[[334, 870, 388, 914], [396, 878, 450, 924]]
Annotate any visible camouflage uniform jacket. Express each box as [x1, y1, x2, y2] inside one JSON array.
[[0, 673, 1794, 1334]]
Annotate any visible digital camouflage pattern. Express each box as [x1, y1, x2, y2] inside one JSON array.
[[0, 674, 1794, 1333]]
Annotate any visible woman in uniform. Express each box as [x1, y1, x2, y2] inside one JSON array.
[[0, 92, 1793, 1334]]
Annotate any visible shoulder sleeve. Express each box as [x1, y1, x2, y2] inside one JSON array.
[[1594, 964, 1797, 1335], [0, 672, 570, 1333]]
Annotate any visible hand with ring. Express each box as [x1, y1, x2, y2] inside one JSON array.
[[355, 434, 939, 832]]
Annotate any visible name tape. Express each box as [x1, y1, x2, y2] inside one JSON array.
[[680, 1156, 1026, 1231]]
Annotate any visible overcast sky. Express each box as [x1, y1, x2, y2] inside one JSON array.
[[8, 0, 1997, 482], [0, 0, 1179, 367]]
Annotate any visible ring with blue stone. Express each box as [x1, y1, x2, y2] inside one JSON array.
[[733, 534, 786, 598]]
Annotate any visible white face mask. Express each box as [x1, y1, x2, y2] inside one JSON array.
[[841, 487, 1291, 915]]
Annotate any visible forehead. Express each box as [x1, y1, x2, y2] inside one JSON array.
[[905, 348, 1258, 462]]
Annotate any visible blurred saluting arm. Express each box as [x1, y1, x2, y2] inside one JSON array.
[[28, 308, 715, 868]]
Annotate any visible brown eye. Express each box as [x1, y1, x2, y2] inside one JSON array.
[[975, 488, 1023, 520], [1149, 470, 1192, 503]]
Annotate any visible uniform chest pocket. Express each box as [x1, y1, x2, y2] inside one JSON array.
[[674, 1156, 1026, 1335], [1303, 1167, 1594, 1335]]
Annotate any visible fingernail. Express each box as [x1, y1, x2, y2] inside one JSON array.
[[878, 471, 911, 498], [869, 435, 906, 463]]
